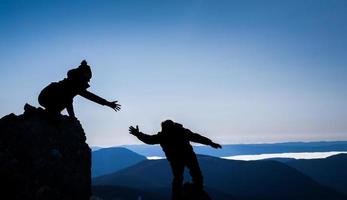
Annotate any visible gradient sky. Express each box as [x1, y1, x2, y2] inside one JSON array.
[[1, 0, 347, 146]]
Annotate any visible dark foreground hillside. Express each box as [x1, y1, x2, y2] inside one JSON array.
[[92, 185, 166, 200], [92, 185, 260, 200], [93, 155, 346, 200]]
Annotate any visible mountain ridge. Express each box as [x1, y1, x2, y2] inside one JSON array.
[[93, 154, 346, 200], [286, 153, 347, 195], [92, 147, 146, 177]]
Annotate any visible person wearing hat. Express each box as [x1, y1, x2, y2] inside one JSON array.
[[38, 60, 121, 118], [129, 120, 222, 200]]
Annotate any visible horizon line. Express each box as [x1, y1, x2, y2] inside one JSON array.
[[89, 139, 347, 148]]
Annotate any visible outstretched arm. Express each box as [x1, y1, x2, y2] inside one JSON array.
[[129, 125, 160, 145], [79, 90, 121, 111], [186, 129, 222, 149]]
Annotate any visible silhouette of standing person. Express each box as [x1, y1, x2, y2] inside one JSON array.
[[38, 60, 121, 118], [129, 120, 222, 200]]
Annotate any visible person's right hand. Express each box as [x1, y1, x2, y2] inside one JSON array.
[[129, 125, 139, 136]]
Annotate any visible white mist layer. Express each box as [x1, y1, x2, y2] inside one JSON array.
[[147, 151, 347, 160], [147, 156, 165, 160], [222, 151, 347, 161]]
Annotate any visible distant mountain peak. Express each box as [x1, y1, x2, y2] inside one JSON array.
[[92, 146, 146, 177]]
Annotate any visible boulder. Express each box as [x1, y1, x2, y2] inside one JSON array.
[[0, 104, 91, 200]]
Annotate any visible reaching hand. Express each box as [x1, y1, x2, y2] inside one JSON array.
[[210, 142, 222, 149], [129, 125, 140, 136], [108, 100, 121, 111]]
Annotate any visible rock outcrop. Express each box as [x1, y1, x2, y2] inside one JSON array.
[[0, 104, 91, 200]]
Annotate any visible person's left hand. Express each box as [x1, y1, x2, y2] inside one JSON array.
[[108, 100, 121, 111], [210, 142, 222, 149]]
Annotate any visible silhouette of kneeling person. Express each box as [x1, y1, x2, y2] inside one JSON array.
[[38, 60, 121, 118], [129, 120, 222, 200]]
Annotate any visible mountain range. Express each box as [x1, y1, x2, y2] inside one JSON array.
[[93, 153, 347, 200]]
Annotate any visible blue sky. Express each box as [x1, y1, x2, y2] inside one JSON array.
[[0, 0, 347, 146]]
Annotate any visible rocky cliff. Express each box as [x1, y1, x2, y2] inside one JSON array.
[[0, 104, 91, 200]]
